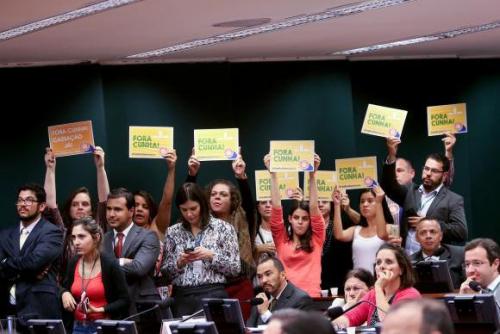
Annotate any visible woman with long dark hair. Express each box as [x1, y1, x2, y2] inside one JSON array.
[[162, 183, 240, 317], [332, 243, 421, 328], [61, 217, 129, 334], [264, 153, 325, 297], [332, 186, 393, 273]]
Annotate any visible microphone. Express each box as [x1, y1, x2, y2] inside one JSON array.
[[122, 298, 174, 320], [242, 297, 264, 306], [326, 300, 387, 321], [468, 280, 488, 293]]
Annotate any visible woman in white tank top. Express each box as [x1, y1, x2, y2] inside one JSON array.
[[332, 186, 392, 274]]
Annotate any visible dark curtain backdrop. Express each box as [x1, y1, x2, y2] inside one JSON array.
[[0, 59, 498, 242]]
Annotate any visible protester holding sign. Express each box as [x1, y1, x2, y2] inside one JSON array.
[[44, 146, 110, 280], [264, 153, 325, 297], [133, 149, 177, 241], [381, 137, 467, 251], [332, 186, 393, 274]]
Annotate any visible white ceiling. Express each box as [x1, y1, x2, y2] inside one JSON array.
[[1, 0, 500, 67]]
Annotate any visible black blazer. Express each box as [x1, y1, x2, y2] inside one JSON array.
[[381, 161, 467, 246], [61, 252, 130, 327], [0, 218, 63, 326], [410, 244, 465, 289], [246, 282, 313, 327]]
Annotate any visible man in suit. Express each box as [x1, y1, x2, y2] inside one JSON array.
[[459, 238, 500, 319], [103, 188, 160, 315], [0, 184, 63, 332], [410, 218, 464, 289], [247, 256, 312, 327], [381, 137, 467, 254]]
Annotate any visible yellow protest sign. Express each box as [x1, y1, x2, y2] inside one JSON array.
[[194, 128, 239, 161], [361, 104, 408, 138], [335, 156, 378, 190], [269, 140, 315, 172], [303, 171, 338, 201], [129, 126, 174, 159], [255, 170, 299, 201], [48, 120, 95, 157], [427, 103, 468, 136]]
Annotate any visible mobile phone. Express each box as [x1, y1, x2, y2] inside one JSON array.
[[184, 247, 194, 253]]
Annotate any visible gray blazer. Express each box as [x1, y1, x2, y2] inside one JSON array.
[[381, 161, 467, 246], [246, 282, 313, 327], [103, 223, 160, 313]]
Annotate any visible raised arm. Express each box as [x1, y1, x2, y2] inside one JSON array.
[[264, 154, 281, 209], [44, 148, 57, 209], [308, 154, 321, 217], [151, 149, 177, 239], [381, 137, 408, 205], [332, 188, 355, 242], [232, 148, 256, 242], [186, 147, 200, 183], [442, 132, 456, 187], [94, 146, 109, 203], [373, 186, 389, 241], [340, 189, 361, 224]]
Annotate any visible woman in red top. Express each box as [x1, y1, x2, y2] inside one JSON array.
[[264, 153, 325, 297], [61, 217, 129, 334], [332, 243, 421, 329]]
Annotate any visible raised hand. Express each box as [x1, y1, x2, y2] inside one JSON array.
[[231, 147, 247, 179], [45, 147, 56, 170], [93, 146, 105, 169], [188, 147, 200, 176]]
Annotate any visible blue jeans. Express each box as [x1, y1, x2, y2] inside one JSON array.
[[73, 321, 98, 334]]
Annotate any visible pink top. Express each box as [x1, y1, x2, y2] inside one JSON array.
[[271, 206, 325, 297], [71, 259, 107, 321], [345, 287, 421, 326]]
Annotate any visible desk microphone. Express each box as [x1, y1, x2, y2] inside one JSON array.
[[327, 300, 387, 321], [123, 298, 174, 320]]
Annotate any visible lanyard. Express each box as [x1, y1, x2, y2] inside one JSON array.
[[80, 257, 97, 319]]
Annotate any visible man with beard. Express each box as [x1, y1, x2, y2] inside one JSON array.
[[247, 256, 312, 327], [381, 138, 467, 253], [0, 184, 63, 332]]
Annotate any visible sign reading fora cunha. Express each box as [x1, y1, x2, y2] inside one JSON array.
[[48, 120, 95, 157], [255, 170, 299, 201], [303, 171, 338, 201], [361, 104, 408, 138], [269, 140, 315, 172], [193, 128, 239, 161], [427, 103, 467, 136], [129, 126, 174, 159], [335, 156, 378, 190]]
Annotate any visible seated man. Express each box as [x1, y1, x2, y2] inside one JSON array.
[[410, 218, 464, 289], [459, 238, 500, 316], [247, 255, 313, 327], [382, 299, 454, 334]]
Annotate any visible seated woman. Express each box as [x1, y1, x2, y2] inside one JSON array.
[[61, 217, 129, 334], [332, 243, 421, 328], [332, 186, 394, 273], [162, 183, 240, 317], [330, 268, 374, 310], [264, 153, 325, 297]]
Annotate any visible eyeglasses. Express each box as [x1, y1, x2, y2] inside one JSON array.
[[16, 198, 38, 206], [422, 166, 444, 174], [462, 260, 487, 269]]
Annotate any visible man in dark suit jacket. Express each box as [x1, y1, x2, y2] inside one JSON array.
[[102, 188, 160, 315], [381, 138, 467, 253], [247, 256, 312, 327], [0, 184, 63, 332], [410, 218, 465, 289]]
